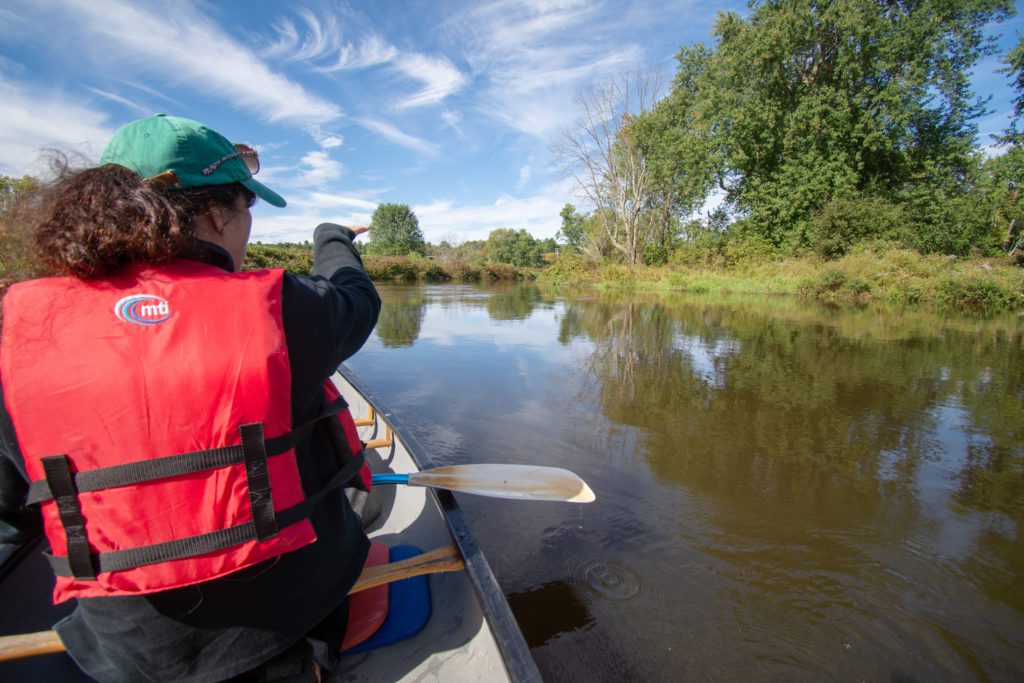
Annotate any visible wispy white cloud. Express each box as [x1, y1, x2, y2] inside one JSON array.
[[308, 124, 344, 149], [299, 192, 381, 212], [261, 17, 300, 60], [263, 7, 464, 109], [116, 79, 187, 110], [250, 189, 387, 242], [313, 34, 399, 72], [414, 191, 564, 242], [0, 75, 113, 175], [263, 9, 342, 63], [516, 164, 532, 192], [393, 53, 469, 109], [84, 86, 152, 115], [441, 109, 464, 136], [447, 0, 643, 137], [31, 0, 341, 126], [354, 117, 440, 156], [298, 150, 344, 188]]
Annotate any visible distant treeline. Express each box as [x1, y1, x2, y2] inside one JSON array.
[[244, 241, 536, 282]]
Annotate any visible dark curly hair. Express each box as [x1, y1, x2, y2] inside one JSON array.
[[26, 160, 255, 278]]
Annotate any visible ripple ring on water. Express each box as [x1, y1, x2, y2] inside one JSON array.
[[573, 559, 642, 601]]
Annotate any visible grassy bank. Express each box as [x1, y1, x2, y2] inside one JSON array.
[[538, 246, 1024, 315], [363, 256, 530, 282], [244, 244, 532, 283], [239, 243, 1024, 315]]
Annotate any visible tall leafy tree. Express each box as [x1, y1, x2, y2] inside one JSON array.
[[367, 203, 425, 256], [557, 204, 586, 252], [991, 34, 1024, 255], [692, 0, 1013, 249], [485, 228, 545, 267], [632, 44, 718, 256], [997, 33, 1024, 146]]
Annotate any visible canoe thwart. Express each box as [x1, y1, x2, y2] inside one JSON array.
[[0, 544, 465, 663], [364, 424, 393, 451], [353, 405, 375, 428], [0, 630, 64, 663], [349, 545, 464, 594]]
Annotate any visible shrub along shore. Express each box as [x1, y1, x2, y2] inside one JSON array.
[[243, 242, 1023, 316]]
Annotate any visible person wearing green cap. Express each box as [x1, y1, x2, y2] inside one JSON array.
[[0, 115, 381, 681]]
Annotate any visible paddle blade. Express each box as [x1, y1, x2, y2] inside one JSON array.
[[407, 464, 595, 503]]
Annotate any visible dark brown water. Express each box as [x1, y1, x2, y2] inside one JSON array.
[[346, 283, 1024, 682]]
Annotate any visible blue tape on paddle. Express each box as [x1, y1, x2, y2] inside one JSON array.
[[370, 473, 409, 485]]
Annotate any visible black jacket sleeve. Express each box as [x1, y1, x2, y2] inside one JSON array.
[[281, 223, 381, 417], [0, 377, 42, 566]]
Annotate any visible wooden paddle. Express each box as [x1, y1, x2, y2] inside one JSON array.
[[0, 545, 464, 663], [372, 464, 596, 503]]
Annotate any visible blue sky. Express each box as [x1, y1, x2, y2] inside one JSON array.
[[1, 1, 1021, 244]]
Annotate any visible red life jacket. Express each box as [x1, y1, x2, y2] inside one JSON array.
[[1, 260, 366, 604]]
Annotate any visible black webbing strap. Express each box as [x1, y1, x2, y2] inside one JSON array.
[[26, 398, 346, 505], [275, 450, 365, 529], [41, 455, 96, 580], [240, 423, 278, 540], [47, 518, 271, 577], [45, 450, 366, 578]]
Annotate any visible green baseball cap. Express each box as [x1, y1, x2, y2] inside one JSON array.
[[100, 114, 286, 207]]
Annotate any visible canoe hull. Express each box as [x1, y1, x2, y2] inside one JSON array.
[[332, 366, 540, 682]]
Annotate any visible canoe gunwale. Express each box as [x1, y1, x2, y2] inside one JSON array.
[[338, 365, 542, 683]]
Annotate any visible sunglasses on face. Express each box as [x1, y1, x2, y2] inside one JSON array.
[[201, 143, 260, 177]]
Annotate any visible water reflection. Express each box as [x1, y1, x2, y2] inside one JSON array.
[[486, 284, 545, 321], [557, 293, 1023, 522], [374, 290, 426, 348], [354, 285, 1024, 682]]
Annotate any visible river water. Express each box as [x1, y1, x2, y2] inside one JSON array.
[[344, 282, 1024, 682]]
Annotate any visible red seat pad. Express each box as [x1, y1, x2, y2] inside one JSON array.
[[340, 542, 390, 651]]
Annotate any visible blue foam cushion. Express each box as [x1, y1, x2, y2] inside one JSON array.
[[342, 544, 432, 654]]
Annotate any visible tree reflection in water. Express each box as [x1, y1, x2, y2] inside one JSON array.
[[356, 284, 1024, 681]]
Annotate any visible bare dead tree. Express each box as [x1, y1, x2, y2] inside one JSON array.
[[554, 70, 662, 267], [435, 231, 464, 262]]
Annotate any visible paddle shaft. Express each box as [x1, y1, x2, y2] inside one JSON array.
[[0, 545, 464, 663]]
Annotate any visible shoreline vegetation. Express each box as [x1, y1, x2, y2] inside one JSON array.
[[0, 225, 1019, 317], [241, 242, 1024, 316]]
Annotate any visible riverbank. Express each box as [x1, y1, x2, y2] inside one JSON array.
[[249, 243, 1023, 315], [540, 246, 1023, 315]]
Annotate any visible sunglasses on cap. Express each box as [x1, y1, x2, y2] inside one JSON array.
[[201, 143, 260, 177]]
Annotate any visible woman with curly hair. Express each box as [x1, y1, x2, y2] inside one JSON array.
[[0, 114, 380, 682]]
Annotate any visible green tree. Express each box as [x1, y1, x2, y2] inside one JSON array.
[[1, 174, 42, 291], [997, 33, 1024, 146], [485, 228, 544, 267], [632, 44, 717, 257], [366, 203, 425, 256], [690, 0, 1013, 251], [557, 204, 586, 252], [978, 146, 1024, 258], [1, 175, 38, 215]]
